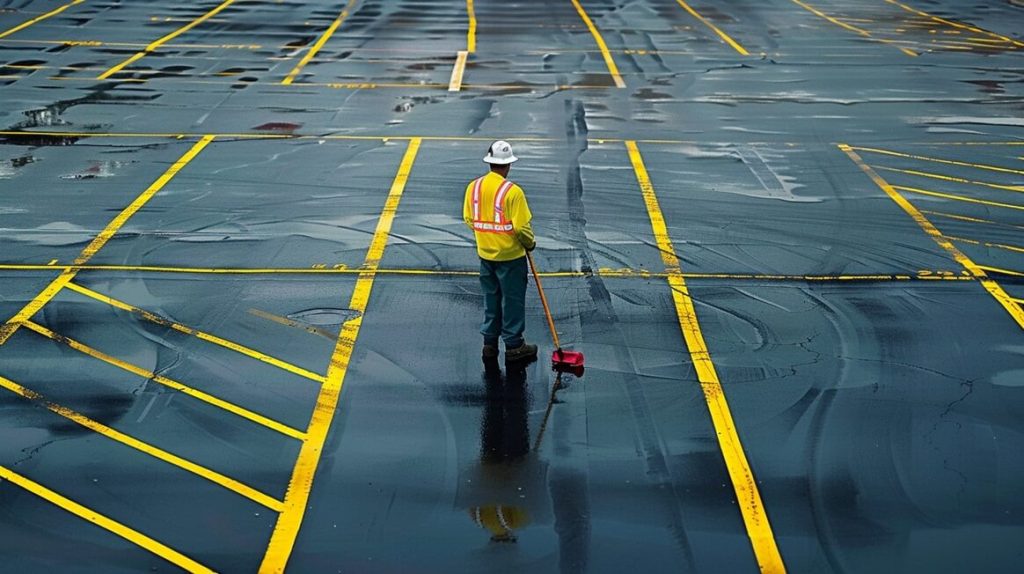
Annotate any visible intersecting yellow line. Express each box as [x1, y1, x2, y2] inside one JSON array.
[[0, 464, 214, 573], [259, 138, 422, 573], [626, 140, 786, 573], [882, 0, 1024, 48], [64, 282, 326, 384], [840, 144, 1024, 331], [789, 0, 919, 56], [280, 0, 357, 85], [22, 320, 307, 440], [0, 372, 284, 510], [98, 0, 239, 79], [569, 0, 626, 88], [673, 0, 749, 55], [893, 185, 1024, 212], [848, 146, 1024, 177], [0, 136, 214, 346], [875, 166, 1024, 193], [0, 0, 84, 40]]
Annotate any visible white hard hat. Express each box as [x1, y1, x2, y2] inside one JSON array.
[[483, 140, 518, 165]]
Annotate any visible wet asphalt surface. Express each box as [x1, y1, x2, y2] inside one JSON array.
[[1, 0, 1023, 573]]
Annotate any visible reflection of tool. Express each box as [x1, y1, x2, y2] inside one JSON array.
[[469, 505, 529, 543], [532, 372, 563, 451], [526, 251, 585, 372]]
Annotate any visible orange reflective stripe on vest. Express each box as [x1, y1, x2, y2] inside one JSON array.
[[472, 179, 516, 234]]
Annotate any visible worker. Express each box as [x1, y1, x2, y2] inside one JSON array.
[[464, 140, 538, 362]]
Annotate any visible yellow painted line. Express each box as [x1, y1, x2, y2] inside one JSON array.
[[840, 144, 1024, 330], [673, 0, 749, 55], [849, 146, 1024, 176], [466, 0, 476, 52], [0, 465, 214, 573], [626, 140, 786, 573], [789, 0, 919, 57], [883, 0, 1024, 48], [64, 282, 326, 384], [920, 210, 1024, 231], [98, 0, 239, 79], [448, 50, 469, 92], [875, 166, 1024, 193], [893, 185, 1024, 212], [22, 320, 306, 440], [280, 0, 357, 85], [0, 37, 262, 50], [0, 372, 284, 510], [569, 0, 626, 88], [0, 0, 84, 40], [0, 136, 214, 346], [978, 265, 1024, 278], [943, 235, 1024, 255], [259, 138, 422, 572], [0, 263, 973, 282]]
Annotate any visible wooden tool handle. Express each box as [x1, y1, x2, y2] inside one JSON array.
[[526, 251, 561, 349]]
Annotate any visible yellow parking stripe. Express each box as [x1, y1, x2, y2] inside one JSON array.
[[448, 50, 469, 92], [849, 147, 1024, 177], [0, 136, 214, 346], [893, 185, 1024, 211], [98, 0, 239, 79], [626, 141, 786, 573], [840, 145, 1024, 330], [0, 0, 84, 40], [466, 0, 477, 53], [0, 373, 284, 510], [64, 282, 326, 384], [569, 0, 626, 88], [0, 465, 214, 573], [22, 320, 306, 441], [673, 0, 749, 55], [280, 0, 358, 85], [0, 263, 974, 282], [259, 138, 422, 573], [875, 166, 1024, 194]]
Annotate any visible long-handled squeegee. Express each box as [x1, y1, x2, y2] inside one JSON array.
[[526, 251, 585, 373]]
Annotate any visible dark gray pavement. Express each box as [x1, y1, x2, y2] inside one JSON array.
[[1, 0, 1023, 572]]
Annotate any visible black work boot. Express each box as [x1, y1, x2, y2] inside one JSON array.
[[505, 342, 538, 363]]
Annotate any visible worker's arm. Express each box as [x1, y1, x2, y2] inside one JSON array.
[[463, 183, 475, 229], [509, 188, 535, 251]]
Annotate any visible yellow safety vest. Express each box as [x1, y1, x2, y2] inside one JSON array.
[[463, 172, 534, 261]]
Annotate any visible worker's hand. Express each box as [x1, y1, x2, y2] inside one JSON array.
[[524, 241, 536, 252]]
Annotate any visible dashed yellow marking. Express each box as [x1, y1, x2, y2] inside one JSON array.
[[466, 0, 476, 52], [789, 0, 918, 56], [893, 185, 1024, 211], [920, 210, 1024, 231], [569, 0, 626, 88], [98, 0, 240, 79], [0, 0, 84, 41], [875, 165, 1024, 194], [848, 146, 1024, 177], [841, 144, 1024, 330], [627, 140, 786, 573], [64, 282, 327, 384], [448, 50, 469, 92], [943, 235, 1024, 255], [22, 320, 306, 440], [0, 464, 214, 573], [0, 371, 284, 510], [673, 0, 749, 55], [0, 136, 214, 345], [281, 0, 357, 85], [259, 138, 422, 573]]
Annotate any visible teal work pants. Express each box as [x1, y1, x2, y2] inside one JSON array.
[[480, 256, 528, 348]]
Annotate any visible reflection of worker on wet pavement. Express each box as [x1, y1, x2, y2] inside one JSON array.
[[462, 360, 590, 572], [464, 141, 538, 363]]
